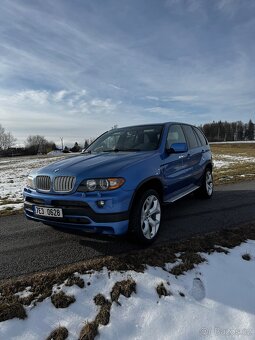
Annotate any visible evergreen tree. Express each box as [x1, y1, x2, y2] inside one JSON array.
[[84, 139, 89, 149], [247, 119, 254, 140]]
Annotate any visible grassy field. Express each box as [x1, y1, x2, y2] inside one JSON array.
[[211, 143, 255, 185]]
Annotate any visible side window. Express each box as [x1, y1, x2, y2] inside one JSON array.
[[193, 127, 208, 146], [182, 125, 199, 149], [166, 124, 186, 149]]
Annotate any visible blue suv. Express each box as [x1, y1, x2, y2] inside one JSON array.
[[24, 123, 213, 244]]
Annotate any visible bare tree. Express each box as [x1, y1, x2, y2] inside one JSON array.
[[0, 124, 5, 148], [26, 135, 48, 154], [0, 124, 16, 150], [60, 137, 64, 150]]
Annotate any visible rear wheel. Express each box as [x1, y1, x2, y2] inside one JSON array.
[[197, 168, 213, 199], [129, 189, 161, 244]]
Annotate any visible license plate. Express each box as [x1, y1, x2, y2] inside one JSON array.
[[34, 206, 63, 218]]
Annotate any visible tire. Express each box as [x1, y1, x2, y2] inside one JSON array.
[[197, 168, 213, 199], [129, 189, 162, 245]]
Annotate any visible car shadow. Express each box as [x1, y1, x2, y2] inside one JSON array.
[[54, 187, 255, 254]]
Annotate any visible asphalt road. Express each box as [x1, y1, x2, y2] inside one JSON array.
[[1, 181, 255, 280]]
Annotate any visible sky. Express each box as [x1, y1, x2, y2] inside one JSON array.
[[0, 0, 254, 146]]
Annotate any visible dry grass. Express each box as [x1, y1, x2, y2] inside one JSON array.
[[211, 143, 255, 157], [79, 280, 136, 340], [79, 321, 98, 340], [110, 279, 136, 304], [46, 326, 68, 340], [1, 223, 255, 323], [213, 163, 255, 185], [51, 291, 76, 309], [156, 282, 171, 298], [0, 208, 23, 217], [65, 275, 85, 288], [0, 198, 23, 206], [211, 143, 255, 184], [0, 196, 23, 216], [170, 253, 206, 276], [94, 294, 111, 326], [0, 298, 27, 322]]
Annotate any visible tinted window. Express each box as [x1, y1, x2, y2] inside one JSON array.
[[182, 125, 199, 149], [166, 124, 186, 149], [193, 127, 208, 146]]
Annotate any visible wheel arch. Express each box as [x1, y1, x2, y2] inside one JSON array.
[[206, 162, 213, 172], [129, 177, 164, 212]]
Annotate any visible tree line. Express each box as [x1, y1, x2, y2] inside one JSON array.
[[200, 119, 254, 142], [0, 123, 94, 156], [0, 119, 254, 157]]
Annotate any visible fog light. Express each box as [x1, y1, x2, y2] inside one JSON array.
[[97, 200, 105, 208]]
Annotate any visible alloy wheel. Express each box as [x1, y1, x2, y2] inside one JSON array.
[[140, 195, 161, 239], [206, 171, 213, 196]]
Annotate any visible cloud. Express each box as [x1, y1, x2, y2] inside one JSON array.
[[145, 106, 192, 119], [0, 0, 254, 145], [145, 96, 160, 101], [0, 89, 125, 144]]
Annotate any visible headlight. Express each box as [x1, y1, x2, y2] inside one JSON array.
[[86, 179, 97, 191], [77, 178, 125, 192], [27, 175, 36, 189]]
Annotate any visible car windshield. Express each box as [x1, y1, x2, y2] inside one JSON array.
[[85, 125, 163, 153]]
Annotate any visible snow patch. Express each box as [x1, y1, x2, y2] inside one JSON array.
[[1, 241, 255, 339], [0, 155, 68, 211]]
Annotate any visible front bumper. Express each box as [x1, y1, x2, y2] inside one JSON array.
[[23, 188, 131, 235]]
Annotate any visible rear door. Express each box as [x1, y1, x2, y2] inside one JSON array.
[[181, 124, 203, 186]]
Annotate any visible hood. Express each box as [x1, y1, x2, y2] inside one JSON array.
[[37, 151, 155, 178]]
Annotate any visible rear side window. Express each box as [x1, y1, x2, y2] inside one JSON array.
[[166, 124, 186, 149], [193, 127, 208, 146], [182, 125, 199, 149]]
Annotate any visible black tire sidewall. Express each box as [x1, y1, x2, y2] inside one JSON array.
[[129, 189, 161, 244], [203, 168, 213, 198]]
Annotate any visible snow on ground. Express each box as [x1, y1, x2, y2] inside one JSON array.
[[0, 154, 68, 211], [213, 154, 255, 169], [210, 141, 255, 144], [1, 241, 255, 339]]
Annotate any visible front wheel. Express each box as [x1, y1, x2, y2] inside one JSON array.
[[197, 168, 213, 199], [129, 189, 161, 245]]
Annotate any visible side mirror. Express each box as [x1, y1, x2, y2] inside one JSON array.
[[166, 142, 188, 154]]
